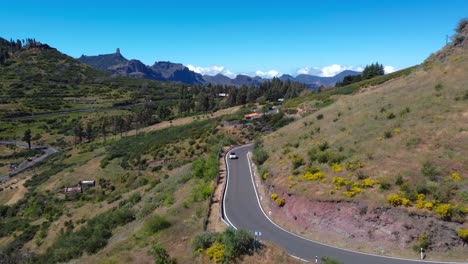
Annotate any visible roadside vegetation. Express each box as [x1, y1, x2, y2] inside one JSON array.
[[258, 20, 468, 259]]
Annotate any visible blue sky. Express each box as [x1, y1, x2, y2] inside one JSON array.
[[1, 0, 466, 77]]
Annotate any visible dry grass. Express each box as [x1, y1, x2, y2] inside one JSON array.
[[263, 48, 468, 207]]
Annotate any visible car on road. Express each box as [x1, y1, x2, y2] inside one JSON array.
[[228, 152, 238, 159]]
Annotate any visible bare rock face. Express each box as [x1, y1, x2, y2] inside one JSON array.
[[273, 194, 464, 252]]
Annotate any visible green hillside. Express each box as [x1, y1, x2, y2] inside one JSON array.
[[0, 37, 183, 118], [254, 22, 468, 259]]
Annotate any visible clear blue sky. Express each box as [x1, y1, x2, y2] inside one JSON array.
[[1, 0, 466, 77]]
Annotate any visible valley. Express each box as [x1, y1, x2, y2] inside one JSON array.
[[0, 9, 466, 264]]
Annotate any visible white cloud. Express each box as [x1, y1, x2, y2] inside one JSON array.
[[187, 64, 236, 78], [296, 67, 322, 76], [254, 70, 281, 78], [297, 64, 364, 77], [384, 65, 396, 74]]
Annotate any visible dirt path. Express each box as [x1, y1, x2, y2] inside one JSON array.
[[206, 147, 231, 232], [5, 177, 28, 205]]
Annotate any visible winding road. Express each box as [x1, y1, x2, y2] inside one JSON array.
[[0, 140, 58, 183], [222, 144, 459, 264]]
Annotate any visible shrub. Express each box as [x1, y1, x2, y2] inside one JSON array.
[[223, 229, 254, 261], [386, 194, 402, 206], [316, 114, 324, 120], [271, 193, 278, 200], [424, 202, 434, 210], [434, 203, 452, 219], [452, 172, 461, 181], [361, 178, 375, 188], [206, 242, 225, 263], [416, 194, 425, 209], [275, 198, 285, 207], [458, 229, 468, 243], [332, 177, 347, 189], [148, 243, 176, 264], [290, 153, 304, 169], [331, 163, 342, 172], [384, 131, 393, 139], [143, 215, 171, 235], [262, 172, 269, 181], [395, 175, 404, 186], [252, 145, 268, 165], [318, 141, 329, 151], [300, 171, 325, 181], [321, 256, 343, 264], [379, 179, 391, 190], [401, 198, 411, 206], [387, 112, 396, 119], [418, 233, 432, 250], [192, 232, 221, 251], [421, 162, 440, 181], [343, 186, 362, 198]]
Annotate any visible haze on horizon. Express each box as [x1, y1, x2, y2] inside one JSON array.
[[1, 0, 466, 78]]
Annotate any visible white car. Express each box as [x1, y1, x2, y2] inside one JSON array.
[[228, 152, 238, 159]]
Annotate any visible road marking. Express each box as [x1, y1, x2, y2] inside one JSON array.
[[244, 147, 462, 264]]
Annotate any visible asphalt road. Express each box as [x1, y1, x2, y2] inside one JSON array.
[[0, 140, 58, 182], [222, 144, 458, 264]]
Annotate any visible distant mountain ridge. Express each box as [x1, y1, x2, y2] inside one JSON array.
[[78, 50, 361, 87]]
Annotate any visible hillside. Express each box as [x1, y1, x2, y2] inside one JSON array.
[[255, 23, 468, 260], [78, 52, 206, 84], [279, 70, 361, 88], [0, 38, 186, 118]]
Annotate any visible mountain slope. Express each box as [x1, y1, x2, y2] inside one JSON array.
[[256, 25, 468, 260], [78, 51, 361, 87], [0, 38, 183, 118], [280, 70, 361, 88], [78, 50, 128, 70], [78, 52, 206, 84]]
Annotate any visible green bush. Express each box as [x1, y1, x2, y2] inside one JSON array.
[[143, 215, 171, 235], [39, 207, 135, 263], [252, 143, 269, 166], [148, 243, 176, 264], [192, 229, 254, 262], [421, 162, 440, 181], [321, 256, 343, 264]]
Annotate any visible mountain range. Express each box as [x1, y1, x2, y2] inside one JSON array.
[[78, 50, 360, 88]]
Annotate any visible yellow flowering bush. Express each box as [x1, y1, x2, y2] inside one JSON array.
[[452, 172, 461, 181], [271, 193, 278, 200], [332, 176, 347, 189], [401, 198, 411, 206], [458, 229, 468, 242], [416, 194, 425, 209], [347, 163, 355, 170], [393, 128, 401, 134], [357, 161, 365, 168], [434, 203, 452, 218], [275, 198, 285, 207], [262, 172, 269, 180], [206, 243, 225, 263], [361, 178, 375, 188], [343, 186, 362, 198], [376, 137, 382, 142], [331, 163, 342, 172], [386, 194, 402, 206], [300, 171, 325, 181], [288, 175, 294, 181], [424, 202, 434, 210]]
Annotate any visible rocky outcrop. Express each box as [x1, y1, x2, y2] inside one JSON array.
[[272, 193, 464, 252]]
